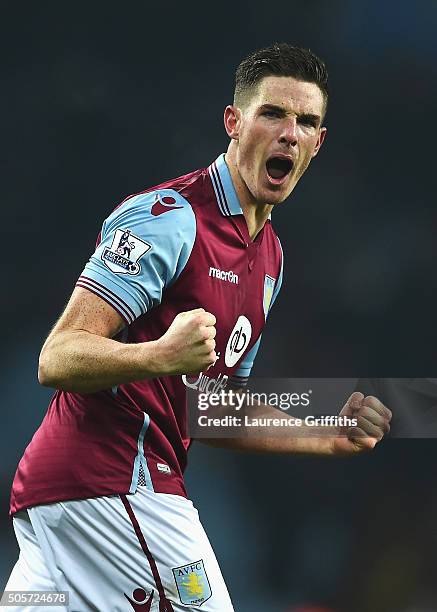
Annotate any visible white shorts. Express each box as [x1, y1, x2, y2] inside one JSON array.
[[5, 488, 234, 611]]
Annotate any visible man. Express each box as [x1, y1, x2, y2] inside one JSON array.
[[5, 43, 391, 611]]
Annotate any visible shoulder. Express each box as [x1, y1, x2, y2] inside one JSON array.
[[102, 188, 196, 241], [109, 188, 194, 219]]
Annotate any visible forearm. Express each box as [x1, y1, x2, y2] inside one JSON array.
[[200, 431, 336, 455], [198, 436, 337, 456], [198, 397, 338, 455], [38, 330, 161, 393], [198, 391, 391, 456], [38, 296, 217, 394]]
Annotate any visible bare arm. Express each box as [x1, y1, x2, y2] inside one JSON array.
[[38, 287, 217, 393], [200, 432, 335, 455], [198, 392, 392, 456]]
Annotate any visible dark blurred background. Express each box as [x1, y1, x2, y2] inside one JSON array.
[[2, 2, 437, 610]]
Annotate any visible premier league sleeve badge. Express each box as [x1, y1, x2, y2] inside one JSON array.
[[101, 228, 152, 275]]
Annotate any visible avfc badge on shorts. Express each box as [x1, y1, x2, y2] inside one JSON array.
[[102, 229, 152, 275], [263, 274, 276, 319], [172, 559, 212, 607]]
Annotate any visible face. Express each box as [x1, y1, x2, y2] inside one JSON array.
[[225, 75, 327, 207]]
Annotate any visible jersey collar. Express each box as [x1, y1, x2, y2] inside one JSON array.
[[208, 153, 272, 220], [208, 154, 243, 217]]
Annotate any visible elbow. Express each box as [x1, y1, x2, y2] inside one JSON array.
[[38, 351, 51, 387], [38, 331, 81, 391], [38, 344, 58, 387]]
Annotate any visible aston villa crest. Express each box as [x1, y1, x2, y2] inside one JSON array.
[[172, 560, 212, 606], [263, 274, 276, 318]]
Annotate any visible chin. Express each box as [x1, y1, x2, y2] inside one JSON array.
[[261, 176, 295, 200], [262, 186, 293, 206]]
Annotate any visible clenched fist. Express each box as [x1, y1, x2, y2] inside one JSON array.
[[155, 308, 217, 376], [332, 392, 392, 454]]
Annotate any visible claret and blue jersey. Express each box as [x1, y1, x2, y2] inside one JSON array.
[[10, 154, 283, 514]]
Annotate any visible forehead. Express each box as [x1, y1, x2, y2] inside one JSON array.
[[250, 75, 325, 116]]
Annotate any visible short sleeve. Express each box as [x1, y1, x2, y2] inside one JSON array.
[[76, 189, 196, 326]]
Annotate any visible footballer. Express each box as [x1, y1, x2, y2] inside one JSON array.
[[5, 43, 391, 611]]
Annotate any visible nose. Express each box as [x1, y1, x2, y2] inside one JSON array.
[[279, 116, 298, 146]]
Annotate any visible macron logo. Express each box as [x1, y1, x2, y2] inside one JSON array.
[[209, 267, 239, 284]]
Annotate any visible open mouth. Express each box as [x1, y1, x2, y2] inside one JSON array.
[[266, 156, 293, 184]]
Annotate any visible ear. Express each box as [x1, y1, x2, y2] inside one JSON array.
[[224, 105, 241, 140], [312, 126, 327, 158]]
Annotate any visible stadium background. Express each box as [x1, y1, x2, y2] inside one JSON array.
[[2, 2, 437, 610]]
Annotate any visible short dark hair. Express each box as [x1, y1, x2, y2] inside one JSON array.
[[234, 42, 328, 113]]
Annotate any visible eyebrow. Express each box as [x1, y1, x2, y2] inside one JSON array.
[[259, 103, 321, 125]]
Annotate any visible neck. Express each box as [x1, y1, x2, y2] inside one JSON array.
[[225, 145, 272, 241]]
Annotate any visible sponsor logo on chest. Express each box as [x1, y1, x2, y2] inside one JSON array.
[[208, 266, 239, 284], [225, 316, 252, 367]]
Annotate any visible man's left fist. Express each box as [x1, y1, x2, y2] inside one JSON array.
[[334, 392, 392, 454]]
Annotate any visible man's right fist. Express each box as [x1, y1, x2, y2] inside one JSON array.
[[154, 308, 217, 376]]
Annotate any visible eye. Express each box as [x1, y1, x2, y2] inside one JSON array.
[[299, 117, 317, 128], [262, 110, 281, 118]]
